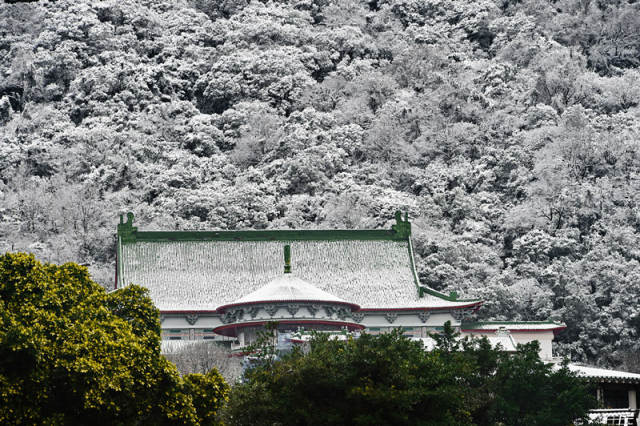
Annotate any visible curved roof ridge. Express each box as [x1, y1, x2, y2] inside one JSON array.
[[218, 274, 359, 311]]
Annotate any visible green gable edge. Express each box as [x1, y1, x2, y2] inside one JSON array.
[[116, 211, 482, 305], [118, 212, 404, 242], [131, 229, 399, 242], [407, 235, 478, 303]]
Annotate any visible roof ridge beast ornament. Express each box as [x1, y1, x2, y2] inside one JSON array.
[[117, 212, 137, 243], [391, 210, 411, 239]]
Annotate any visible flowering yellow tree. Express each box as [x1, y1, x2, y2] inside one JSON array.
[[0, 253, 228, 425]]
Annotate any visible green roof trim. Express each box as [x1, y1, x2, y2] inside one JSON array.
[[133, 229, 400, 242], [116, 236, 123, 289], [404, 213, 479, 304], [406, 217, 422, 295], [117, 212, 410, 243], [419, 287, 479, 303]]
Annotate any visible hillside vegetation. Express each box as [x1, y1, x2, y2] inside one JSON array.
[[1, 0, 639, 369]]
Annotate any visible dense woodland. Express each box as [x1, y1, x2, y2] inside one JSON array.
[[1, 0, 639, 370]]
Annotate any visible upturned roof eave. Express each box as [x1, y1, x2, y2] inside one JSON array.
[[419, 286, 483, 304], [408, 234, 484, 305]]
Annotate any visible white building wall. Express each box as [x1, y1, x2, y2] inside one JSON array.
[[360, 312, 458, 329], [461, 330, 555, 360], [159, 310, 557, 361]]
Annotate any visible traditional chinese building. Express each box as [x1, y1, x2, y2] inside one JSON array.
[[115, 211, 639, 423]]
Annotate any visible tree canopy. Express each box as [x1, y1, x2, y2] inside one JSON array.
[[0, 252, 228, 425], [222, 325, 595, 426]]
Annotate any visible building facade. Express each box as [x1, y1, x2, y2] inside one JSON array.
[[115, 211, 639, 423]]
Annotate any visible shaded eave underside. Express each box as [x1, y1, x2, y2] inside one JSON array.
[[217, 299, 360, 312], [213, 320, 366, 337]]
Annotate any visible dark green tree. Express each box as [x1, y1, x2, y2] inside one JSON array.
[[433, 323, 595, 426], [224, 322, 594, 426], [224, 329, 472, 426], [488, 343, 594, 426]]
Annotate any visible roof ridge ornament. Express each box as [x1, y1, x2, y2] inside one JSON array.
[[117, 212, 138, 243], [495, 326, 511, 337], [284, 244, 291, 274], [391, 210, 411, 239]]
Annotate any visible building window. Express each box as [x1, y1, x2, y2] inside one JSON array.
[[603, 385, 630, 409], [169, 336, 182, 340]]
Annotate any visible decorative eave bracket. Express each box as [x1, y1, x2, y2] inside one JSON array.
[[117, 212, 138, 243]]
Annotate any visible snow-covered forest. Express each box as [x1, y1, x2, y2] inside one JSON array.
[[1, 0, 639, 370]]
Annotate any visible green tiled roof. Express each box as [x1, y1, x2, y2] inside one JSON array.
[[116, 212, 480, 311]]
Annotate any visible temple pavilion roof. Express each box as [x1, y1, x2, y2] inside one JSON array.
[[217, 274, 359, 311], [116, 212, 481, 312], [563, 364, 640, 384]]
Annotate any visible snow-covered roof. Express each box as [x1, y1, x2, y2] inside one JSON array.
[[564, 364, 640, 384], [461, 321, 566, 333], [218, 274, 357, 311], [116, 213, 481, 311]]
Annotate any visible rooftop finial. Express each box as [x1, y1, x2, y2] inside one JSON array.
[[117, 212, 138, 242], [284, 244, 291, 274], [391, 210, 411, 239]]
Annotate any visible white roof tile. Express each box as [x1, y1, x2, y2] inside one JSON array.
[[119, 239, 475, 311], [565, 364, 640, 382], [223, 274, 353, 308]]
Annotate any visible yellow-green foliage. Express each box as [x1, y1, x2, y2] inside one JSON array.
[[0, 253, 228, 425]]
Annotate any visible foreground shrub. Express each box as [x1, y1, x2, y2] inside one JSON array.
[[0, 252, 228, 425]]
